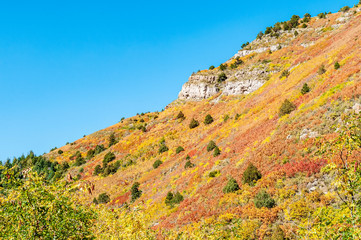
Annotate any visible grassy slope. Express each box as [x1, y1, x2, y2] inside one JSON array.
[[45, 7, 361, 237]]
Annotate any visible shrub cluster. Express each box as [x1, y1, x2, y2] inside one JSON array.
[[254, 190, 276, 208], [223, 177, 240, 193], [176, 111, 185, 120], [131, 182, 142, 202], [301, 83, 310, 95], [242, 163, 262, 186], [176, 146, 185, 154], [165, 191, 184, 207], [204, 114, 214, 125], [95, 192, 110, 204], [189, 119, 199, 129], [218, 72, 227, 82], [279, 99, 296, 117], [153, 159, 163, 169]]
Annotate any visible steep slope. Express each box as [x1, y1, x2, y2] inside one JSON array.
[[43, 5, 361, 239]]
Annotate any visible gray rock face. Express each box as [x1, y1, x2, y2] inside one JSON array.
[[178, 66, 272, 101]]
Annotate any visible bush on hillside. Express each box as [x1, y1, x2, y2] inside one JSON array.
[[176, 146, 185, 154], [209, 65, 215, 70], [58, 150, 63, 155], [103, 161, 121, 176], [301, 83, 310, 95], [279, 99, 296, 116], [207, 141, 217, 152], [153, 159, 163, 169], [103, 152, 116, 168], [165, 191, 184, 207], [209, 170, 220, 178], [184, 160, 195, 169], [318, 12, 326, 19], [176, 111, 185, 120], [242, 163, 262, 186], [213, 146, 221, 157], [219, 64, 227, 71], [189, 119, 199, 129], [158, 143, 169, 154], [318, 64, 326, 75], [108, 133, 118, 147], [334, 62, 340, 70], [131, 182, 142, 202], [254, 189, 276, 208], [98, 193, 110, 204], [223, 177, 240, 193], [339, 6, 350, 12], [218, 72, 227, 82], [75, 156, 86, 166], [93, 165, 102, 176], [204, 114, 214, 125], [280, 70, 290, 79]]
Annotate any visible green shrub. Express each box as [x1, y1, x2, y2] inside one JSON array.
[[86, 149, 95, 159], [165, 192, 174, 206], [241, 42, 249, 49], [294, 31, 298, 37], [98, 192, 110, 204], [219, 63, 227, 71], [186, 155, 190, 160], [153, 159, 163, 169], [301, 83, 310, 95], [318, 12, 326, 19], [339, 6, 350, 12], [209, 170, 220, 178], [223, 177, 240, 193], [218, 72, 227, 82], [61, 162, 70, 171], [301, 23, 307, 28], [280, 70, 290, 79], [209, 65, 215, 70], [94, 144, 106, 155], [103, 152, 116, 168], [79, 168, 84, 173], [254, 189, 276, 208], [204, 114, 214, 125], [242, 163, 262, 186], [93, 165, 102, 176], [189, 119, 199, 129], [159, 144, 169, 154], [184, 160, 195, 169], [207, 141, 217, 152], [58, 150, 63, 155], [165, 191, 184, 206], [176, 146, 185, 154], [334, 62, 340, 70], [213, 146, 221, 157], [176, 111, 185, 120], [93, 197, 98, 204], [103, 161, 121, 176], [108, 133, 118, 147], [279, 99, 296, 116], [131, 182, 142, 202], [75, 156, 86, 166], [256, 31, 264, 39], [318, 64, 326, 75], [223, 114, 230, 122]]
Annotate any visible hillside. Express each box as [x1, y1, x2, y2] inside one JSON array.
[[2, 3, 361, 239]]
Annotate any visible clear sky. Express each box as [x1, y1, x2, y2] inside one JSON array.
[[0, 0, 356, 161]]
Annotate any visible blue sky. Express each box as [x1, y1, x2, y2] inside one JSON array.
[[0, 0, 356, 161]]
